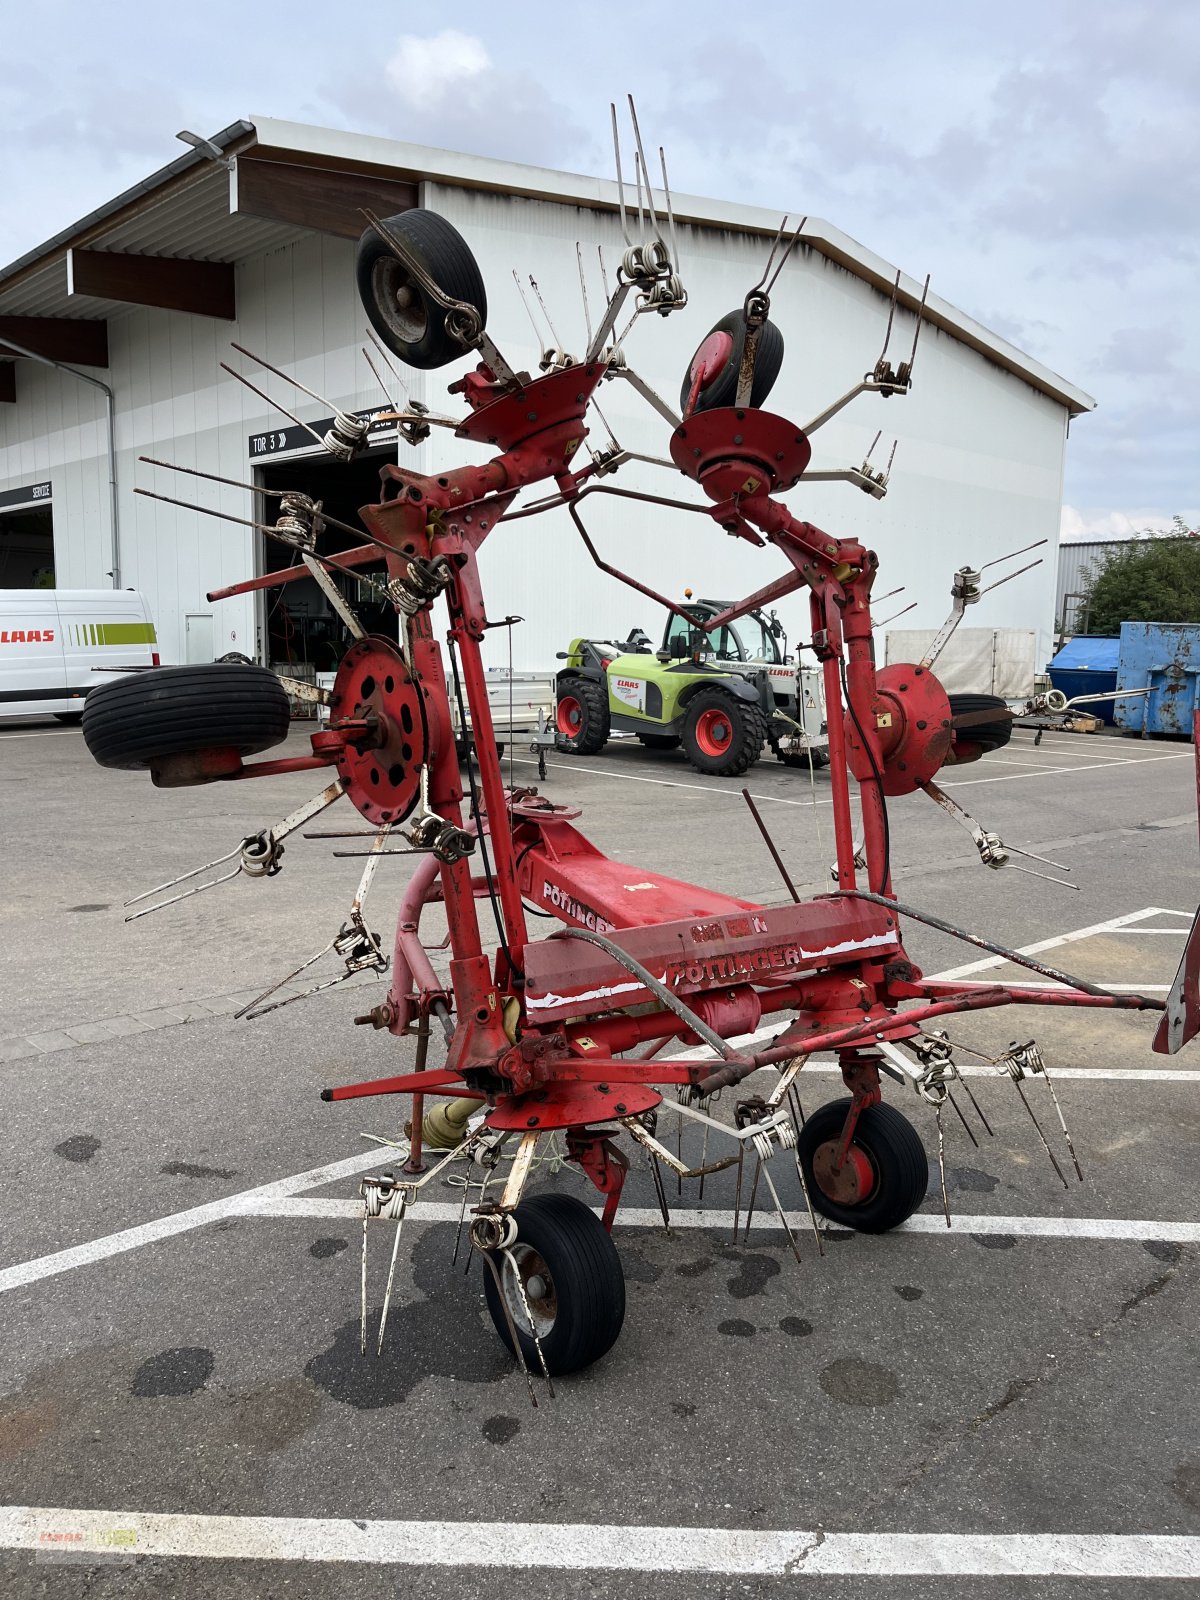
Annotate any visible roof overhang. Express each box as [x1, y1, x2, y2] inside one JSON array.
[[0, 115, 1096, 417]]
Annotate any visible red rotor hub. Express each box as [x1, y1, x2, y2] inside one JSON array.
[[320, 637, 427, 826], [669, 407, 812, 500], [842, 662, 953, 796]]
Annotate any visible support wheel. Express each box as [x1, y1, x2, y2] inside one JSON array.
[[636, 732, 680, 751], [356, 209, 488, 370], [769, 729, 829, 769], [796, 1098, 928, 1233], [946, 692, 1012, 764], [554, 679, 609, 754], [680, 309, 785, 415], [82, 664, 291, 786], [482, 1193, 625, 1375], [681, 690, 767, 776]]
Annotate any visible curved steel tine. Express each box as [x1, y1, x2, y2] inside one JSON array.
[[360, 1211, 370, 1356], [365, 329, 411, 401], [597, 244, 610, 300], [761, 216, 806, 298], [512, 269, 544, 347], [1041, 1062, 1084, 1182], [935, 1102, 951, 1227], [610, 103, 632, 247], [732, 1146, 745, 1242], [626, 95, 664, 247], [235, 937, 338, 1020], [575, 243, 593, 345], [480, 1250, 539, 1409], [219, 362, 324, 448], [905, 273, 931, 370], [139, 455, 285, 501], [877, 270, 902, 365], [230, 340, 337, 412], [945, 1087, 979, 1149], [376, 1195, 409, 1356], [658, 146, 681, 271], [124, 844, 240, 910], [361, 345, 399, 411], [528, 275, 563, 350], [759, 1160, 802, 1267], [500, 1245, 555, 1397], [1012, 1076, 1069, 1187], [742, 1157, 762, 1243], [135, 479, 383, 550]]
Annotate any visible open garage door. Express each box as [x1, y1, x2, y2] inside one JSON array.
[[254, 451, 396, 677], [0, 481, 54, 588]]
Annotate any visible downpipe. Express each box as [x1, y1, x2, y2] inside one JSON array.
[[0, 336, 120, 588]]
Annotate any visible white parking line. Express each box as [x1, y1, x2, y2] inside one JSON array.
[[940, 751, 1191, 788], [508, 753, 833, 807], [0, 1146, 390, 1296], [254, 1198, 1200, 1241], [0, 730, 79, 740], [0, 1507, 1194, 1577], [2, 906, 1188, 1298], [932, 906, 1179, 979]]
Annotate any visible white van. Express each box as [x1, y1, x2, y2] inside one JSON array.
[[0, 589, 160, 722]]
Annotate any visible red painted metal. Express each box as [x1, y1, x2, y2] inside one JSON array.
[[693, 705, 733, 756], [170, 306, 1179, 1217]]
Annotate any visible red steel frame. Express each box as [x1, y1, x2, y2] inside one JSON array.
[[211, 354, 1175, 1214]]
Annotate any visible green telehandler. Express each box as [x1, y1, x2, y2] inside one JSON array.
[[554, 598, 828, 777]]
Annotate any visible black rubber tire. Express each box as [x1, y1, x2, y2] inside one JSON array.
[[636, 732, 681, 751], [680, 309, 785, 415], [554, 678, 610, 755], [681, 689, 768, 776], [796, 1098, 929, 1233], [82, 664, 290, 772], [768, 729, 829, 769], [482, 1192, 625, 1375], [947, 692, 1012, 757], [53, 711, 83, 725], [356, 209, 487, 370]]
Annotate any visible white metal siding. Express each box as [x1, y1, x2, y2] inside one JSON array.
[[2, 187, 1071, 674]]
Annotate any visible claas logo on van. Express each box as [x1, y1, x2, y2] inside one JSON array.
[[0, 629, 54, 644]]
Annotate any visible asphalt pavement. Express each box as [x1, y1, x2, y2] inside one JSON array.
[[0, 715, 1197, 1597]]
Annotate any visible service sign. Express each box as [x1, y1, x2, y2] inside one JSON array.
[[0, 480, 51, 513]]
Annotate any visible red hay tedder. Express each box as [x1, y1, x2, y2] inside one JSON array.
[[83, 103, 1200, 1391]]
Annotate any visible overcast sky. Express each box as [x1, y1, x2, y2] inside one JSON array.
[[2, 1, 1196, 539]]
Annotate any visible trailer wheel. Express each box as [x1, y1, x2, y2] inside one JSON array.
[[768, 729, 829, 769], [636, 732, 681, 751], [946, 692, 1012, 764], [681, 690, 767, 776], [356, 209, 488, 370], [82, 664, 290, 786], [483, 1193, 625, 1375], [796, 1098, 929, 1233], [554, 679, 609, 754], [679, 309, 785, 415]]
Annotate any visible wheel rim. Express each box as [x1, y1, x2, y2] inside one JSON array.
[[556, 696, 583, 736], [694, 707, 734, 756], [811, 1138, 878, 1207], [372, 258, 427, 343], [502, 1244, 557, 1338]]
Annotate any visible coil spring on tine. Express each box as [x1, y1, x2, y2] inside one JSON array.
[[274, 491, 318, 550], [322, 410, 370, 462], [361, 1176, 408, 1221], [240, 832, 282, 878]]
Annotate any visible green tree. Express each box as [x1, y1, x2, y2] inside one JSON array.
[[1081, 517, 1200, 635]]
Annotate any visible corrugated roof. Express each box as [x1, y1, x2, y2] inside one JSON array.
[[0, 114, 1096, 416]]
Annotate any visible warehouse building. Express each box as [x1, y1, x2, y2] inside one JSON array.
[[0, 117, 1094, 677]]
